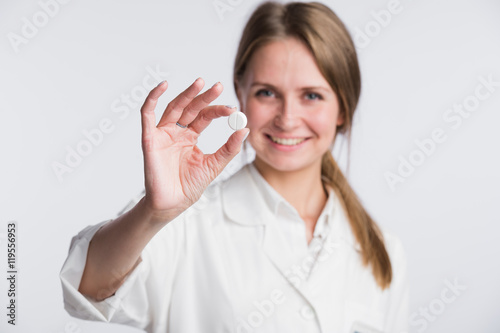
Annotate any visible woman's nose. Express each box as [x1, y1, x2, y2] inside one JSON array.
[[273, 100, 300, 130]]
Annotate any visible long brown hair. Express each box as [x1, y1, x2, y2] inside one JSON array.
[[234, 1, 392, 289]]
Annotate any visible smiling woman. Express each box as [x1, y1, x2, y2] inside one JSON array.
[[237, 38, 342, 170], [60, 1, 408, 332], [234, 1, 393, 286]]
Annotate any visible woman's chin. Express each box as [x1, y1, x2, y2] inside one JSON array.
[[253, 156, 315, 174]]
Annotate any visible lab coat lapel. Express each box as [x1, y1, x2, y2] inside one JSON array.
[[261, 218, 300, 283], [259, 214, 323, 331], [221, 165, 316, 302]]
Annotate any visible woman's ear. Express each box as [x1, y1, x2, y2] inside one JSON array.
[[336, 110, 345, 126]]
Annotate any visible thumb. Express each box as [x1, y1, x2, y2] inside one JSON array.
[[207, 128, 250, 176]]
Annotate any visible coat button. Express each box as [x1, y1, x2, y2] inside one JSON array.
[[300, 305, 315, 320]]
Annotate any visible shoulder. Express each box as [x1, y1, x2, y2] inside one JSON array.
[[380, 229, 408, 295], [382, 230, 407, 269]]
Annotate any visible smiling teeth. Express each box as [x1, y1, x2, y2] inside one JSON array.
[[270, 136, 306, 146]]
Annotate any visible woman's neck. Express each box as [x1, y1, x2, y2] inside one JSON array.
[[252, 159, 328, 224]]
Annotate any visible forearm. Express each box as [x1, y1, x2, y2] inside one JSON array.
[[78, 196, 176, 301]]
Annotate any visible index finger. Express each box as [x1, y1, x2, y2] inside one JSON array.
[[188, 105, 239, 134]]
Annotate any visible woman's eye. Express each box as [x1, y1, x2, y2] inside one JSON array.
[[305, 92, 322, 100], [256, 89, 274, 97]]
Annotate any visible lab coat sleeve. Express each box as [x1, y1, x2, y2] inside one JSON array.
[[384, 234, 410, 333], [59, 215, 185, 330]]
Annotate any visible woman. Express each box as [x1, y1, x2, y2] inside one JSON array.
[[60, 1, 408, 332]]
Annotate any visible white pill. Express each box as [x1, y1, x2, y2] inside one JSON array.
[[227, 111, 247, 130]]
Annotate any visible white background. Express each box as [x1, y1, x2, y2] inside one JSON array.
[[1, 0, 499, 332]]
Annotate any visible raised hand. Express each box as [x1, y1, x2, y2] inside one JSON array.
[[140, 78, 249, 222]]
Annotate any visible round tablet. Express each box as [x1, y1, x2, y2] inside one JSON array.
[[227, 111, 247, 131]]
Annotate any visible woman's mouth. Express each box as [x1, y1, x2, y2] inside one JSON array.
[[266, 134, 309, 146]]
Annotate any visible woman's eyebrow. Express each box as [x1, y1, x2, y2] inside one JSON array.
[[250, 81, 275, 88], [300, 86, 331, 93], [250, 82, 330, 92]]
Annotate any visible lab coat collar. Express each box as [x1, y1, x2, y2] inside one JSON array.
[[246, 162, 333, 240], [220, 162, 359, 250]]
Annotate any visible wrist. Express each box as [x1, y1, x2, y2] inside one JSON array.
[[136, 196, 180, 229]]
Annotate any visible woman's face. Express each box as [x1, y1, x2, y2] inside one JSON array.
[[237, 37, 343, 174]]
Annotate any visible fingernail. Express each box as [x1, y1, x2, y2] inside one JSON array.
[[243, 130, 250, 141], [212, 81, 220, 88], [157, 80, 166, 87], [225, 105, 237, 109]]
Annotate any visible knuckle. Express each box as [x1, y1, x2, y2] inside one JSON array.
[[200, 113, 212, 123], [201, 93, 212, 104]]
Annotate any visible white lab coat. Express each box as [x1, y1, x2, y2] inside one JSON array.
[[60, 162, 409, 333]]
